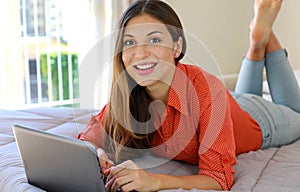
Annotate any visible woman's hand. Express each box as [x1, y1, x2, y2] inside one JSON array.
[[96, 148, 114, 173], [105, 160, 160, 192]]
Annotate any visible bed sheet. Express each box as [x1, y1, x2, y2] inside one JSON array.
[[1, 107, 300, 192]]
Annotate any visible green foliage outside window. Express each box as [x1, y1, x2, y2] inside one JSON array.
[[40, 51, 79, 102]]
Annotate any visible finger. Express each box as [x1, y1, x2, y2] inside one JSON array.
[[106, 159, 115, 167], [110, 160, 136, 173], [111, 176, 133, 192], [106, 166, 126, 183], [105, 177, 114, 191], [101, 159, 114, 172], [103, 162, 113, 174], [120, 180, 136, 192], [106, 160, 137, 184], [104, 168, 111, 175], [105, 171, 118, 191], [99, 160, 106, 171], [100, 160, 110, 172]]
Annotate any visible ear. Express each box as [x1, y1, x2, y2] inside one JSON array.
[[173, 37, 183, 59]]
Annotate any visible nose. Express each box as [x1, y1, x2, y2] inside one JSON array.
[[134, 44, 149, 59]]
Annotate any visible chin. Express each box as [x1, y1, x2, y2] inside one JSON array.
[[137, 79, 158, 87]]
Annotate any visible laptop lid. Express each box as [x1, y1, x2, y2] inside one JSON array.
[[13, 124, 105, 192]]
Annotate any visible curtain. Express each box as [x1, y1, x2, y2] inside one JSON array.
[[0, 0, 25, 109], [80, 0, 132, 109]]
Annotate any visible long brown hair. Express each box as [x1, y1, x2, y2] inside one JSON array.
[[104, 0, 187, 162]]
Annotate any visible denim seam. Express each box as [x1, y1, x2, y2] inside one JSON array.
[[238, 97, 272, 149]]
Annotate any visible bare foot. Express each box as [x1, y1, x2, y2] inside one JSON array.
[[250, 0, 283, 49], [247, 0, 283, 61]]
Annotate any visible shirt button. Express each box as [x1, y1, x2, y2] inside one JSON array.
[[223, 158, 229, 164]]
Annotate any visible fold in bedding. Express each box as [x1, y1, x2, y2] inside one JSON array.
[[0, 107, 300, 192]]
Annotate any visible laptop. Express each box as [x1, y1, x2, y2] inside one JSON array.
[[13, 124, 106, 192]]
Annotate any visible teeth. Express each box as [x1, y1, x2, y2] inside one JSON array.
[[135, 63, 155, 70]]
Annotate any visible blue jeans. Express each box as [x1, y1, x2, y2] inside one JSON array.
[[232, 49, 300, 149]]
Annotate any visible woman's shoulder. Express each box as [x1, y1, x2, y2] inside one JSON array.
[[178, 62, 227, 94], [177, 62, 220, 82], [177, 62, 205, 78], [177, 62, 203, 72], [95, 103, 109, 122]]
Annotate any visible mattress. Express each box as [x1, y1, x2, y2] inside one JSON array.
[[0, 107, 300, 192]]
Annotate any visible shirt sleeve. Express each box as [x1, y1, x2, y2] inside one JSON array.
[[195, 72, 236, 190], [77, 105, 108, 148]]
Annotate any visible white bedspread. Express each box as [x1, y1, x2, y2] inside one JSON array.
[[1, 107, 300, 192]]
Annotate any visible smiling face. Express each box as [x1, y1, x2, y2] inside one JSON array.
[[121, 14, 182, 88]]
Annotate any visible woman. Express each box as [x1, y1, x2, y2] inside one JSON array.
[[78, 0, 300, 191]]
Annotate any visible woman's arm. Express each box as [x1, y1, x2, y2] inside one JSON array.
[[149, 173, 222, 191], [77, 105, 109, 148], [77, 115, 105, 148], [105, 160, 222, 192], [78, 105, 115, 171], [194, 70, 237, 190]]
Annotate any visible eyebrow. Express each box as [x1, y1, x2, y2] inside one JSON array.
[[147, 31, 163, 36], [123, 31, 164, 38]]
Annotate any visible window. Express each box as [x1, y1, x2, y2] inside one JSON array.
[[0, 0, 94, 109], [0, 0, 130, 110], [19, 0, 80, 108], [20, 0, 46, 37]]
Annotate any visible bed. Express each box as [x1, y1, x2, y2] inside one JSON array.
[[1, 70, 300, 192]]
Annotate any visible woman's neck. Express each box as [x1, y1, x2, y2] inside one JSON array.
[[146, 63, 176, 105], [146, 82, 170, 119], [146, 81, 170, 105]]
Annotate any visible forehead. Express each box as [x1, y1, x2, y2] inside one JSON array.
[[124, 14, 169, 35]]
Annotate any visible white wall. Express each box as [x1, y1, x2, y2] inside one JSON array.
[[165, 0, 300, 75]]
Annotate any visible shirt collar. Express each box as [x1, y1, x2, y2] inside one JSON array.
[[167, 63, 190, 116]]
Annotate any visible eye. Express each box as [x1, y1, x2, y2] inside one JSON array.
[[123, 39, 135, 47], [149, 37, 161, 44]]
